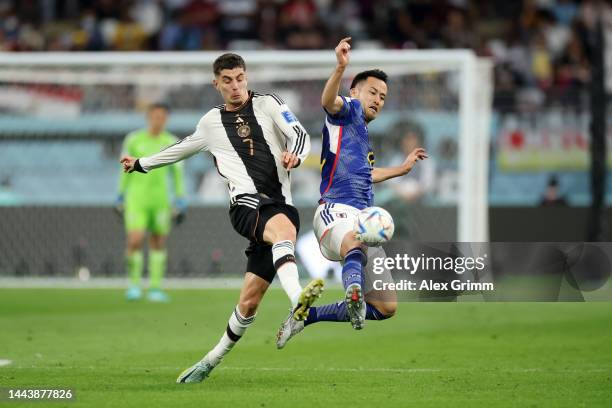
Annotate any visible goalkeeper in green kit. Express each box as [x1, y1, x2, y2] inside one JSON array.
[[116, 103, 186, 302]]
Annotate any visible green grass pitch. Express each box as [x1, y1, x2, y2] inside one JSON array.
[[1, 288, 611, 407]]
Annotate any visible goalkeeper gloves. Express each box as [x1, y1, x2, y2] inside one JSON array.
[[173, 197, 187, 225]]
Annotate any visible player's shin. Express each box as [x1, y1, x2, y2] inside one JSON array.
[[342, 247, 367, 290], [206, 306, 256, 366], [272, 240, 302, 306], [148, 249, 167, 289], [127, 251, 144, 286]]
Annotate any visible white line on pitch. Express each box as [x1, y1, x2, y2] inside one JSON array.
[[221, 367, 441, 373], [7, 365, 611, 374]]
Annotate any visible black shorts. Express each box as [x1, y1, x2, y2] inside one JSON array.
[[229, 193, 300, 283]]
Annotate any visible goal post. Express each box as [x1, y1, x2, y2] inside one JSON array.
[[0, 50, 492, 242]]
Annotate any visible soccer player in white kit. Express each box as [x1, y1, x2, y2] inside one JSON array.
[[121, 53, 324, 382]]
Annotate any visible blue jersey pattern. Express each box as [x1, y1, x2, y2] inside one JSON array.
[[319, 96, 374, 210]]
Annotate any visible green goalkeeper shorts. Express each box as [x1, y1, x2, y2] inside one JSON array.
[[124, 203, 171, 235]]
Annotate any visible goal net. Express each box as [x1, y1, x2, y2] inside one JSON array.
[[0, 50, 492, 279]]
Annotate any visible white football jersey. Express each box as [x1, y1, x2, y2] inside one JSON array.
[[139, 92, 310, 206]]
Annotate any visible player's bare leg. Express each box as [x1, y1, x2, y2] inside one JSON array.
[[147, 233, 169, 302], [177, 273, 268, 383], [263, 213, 323, 320], [126, 230, 146, 300], [364, 293, 397, 319], [362, 246, 397, 320]]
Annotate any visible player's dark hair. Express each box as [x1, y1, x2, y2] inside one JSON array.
[[350, 69, 388, 89], [148, 102, 170, 113], [213, 53, 246, 76]]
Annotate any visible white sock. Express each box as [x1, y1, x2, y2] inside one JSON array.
[[205, 306, 255, 366], [272, 240, 302, 307]]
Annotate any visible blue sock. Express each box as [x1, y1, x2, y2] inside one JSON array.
[[305, 302, 388, 326], [304, 302, 348, 326], [342, 248, 366, 290]]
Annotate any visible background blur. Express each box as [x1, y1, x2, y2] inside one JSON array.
[[0, 0, 610, 280]]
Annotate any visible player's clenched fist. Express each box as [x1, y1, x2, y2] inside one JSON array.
[[282, 152, 300, 170], [120, 155, 137, 173], [335, 37, 351, 68]]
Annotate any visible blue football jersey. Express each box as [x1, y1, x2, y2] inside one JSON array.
[[319, 96, 374, 209]]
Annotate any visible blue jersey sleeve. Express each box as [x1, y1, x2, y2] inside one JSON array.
[[324, 96, 362, 126]]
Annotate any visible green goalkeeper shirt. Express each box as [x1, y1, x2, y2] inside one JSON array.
[[119, 129, 185, 206]]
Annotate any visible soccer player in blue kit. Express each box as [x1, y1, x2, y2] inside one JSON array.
[[277, 38, 428, 348]]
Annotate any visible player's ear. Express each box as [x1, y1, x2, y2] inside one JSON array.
[[212, 78, 219, 91], [349, 86, 359, 98]]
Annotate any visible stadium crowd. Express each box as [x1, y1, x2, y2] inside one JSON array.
[[1, 1, 608, 104]]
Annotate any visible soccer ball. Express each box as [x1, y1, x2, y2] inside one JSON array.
[[354, 206, 395, 246]]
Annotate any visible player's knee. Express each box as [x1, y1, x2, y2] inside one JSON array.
[[238, 297, 260, 317], [380, 302, 397, 318], [371, 301, 396, 319], [127, 237, 144, 251], [340, 233, 365, 259], [149, 235, 167, 250], [383, 303, 397, 319]]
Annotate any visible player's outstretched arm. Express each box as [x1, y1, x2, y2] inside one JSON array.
[[372, 148, 428, 183], [120, 130, 209, 174], [321, 37, 351, 114]]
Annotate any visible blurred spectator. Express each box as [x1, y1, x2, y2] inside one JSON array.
[[378, 121, 439, 238], [540, 175, 568, 206], [0, 0, 602, 112], [279, 0, 326, 49], [552, 0, 579, 26], [1, 2, 20, 51], [386, 121, 437, 204], [94, 0, 122, 20], [323, 0, 366, 41], [72, 8, 105, 51], [441, 7, 478, 49], [389, 8, 427, 49], [539, 9, 570, 59], [530, 31, 554, 89], [218, 0, 258, 46], [554, 29, 590, 105], [111, 9, 148, 51], [131, 0, 164, 38], [159, 0, 219, 50], [256, 0, 281, 49]]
